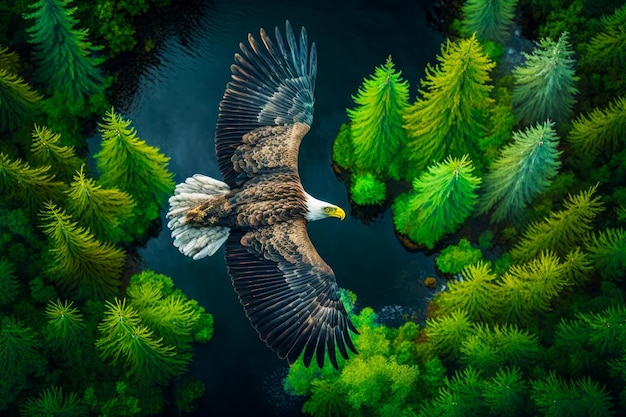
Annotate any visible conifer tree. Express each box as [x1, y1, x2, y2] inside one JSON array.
[[0, 46, 20, 73], [96, 108, 174, 238], [584, 4, 626, 70], [96, 298, 189, 384], [20, 386, 86, 417], [66, 165, 135, 243], [420, 367, 487, 417], [496, 251, 570, 323], [24, 0, 104, 102], [44, 299, 85, 357], [403, 35, 494, 178], [39, 201, 125, 298], [478, 121, 561, 223], [392, 154, 481, 249], [462, 0, 518, 42], [0, 69, 42, 131], [0, 152, 65, 217], [511, 32, 579, 125], [435, 261, 498, 322], [586, 228, 626, 280], [483, 367, 527, 417], [511, 186, 604, 262], [30, 124, 81, 183], [425, 310, 474, 360], [346, 56, 410, 178], [567, 96, 626, 160]]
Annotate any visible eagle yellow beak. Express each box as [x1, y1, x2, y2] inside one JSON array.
[[329, 206, 346, 221]]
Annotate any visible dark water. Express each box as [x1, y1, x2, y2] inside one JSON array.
[[129, 1, 442, 415]]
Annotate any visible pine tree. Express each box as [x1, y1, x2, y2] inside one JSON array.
[[567, 96, 626, 160], [425, 310, 474, 360], [30, 124, 81, 183], [478, 121, 562, 223], [39, 201, 125, 298], [0, 152, 66, 217], [511, 185, 604, 262], [392, 154, 481, 249], [462, 0, 518, 42], [420, 367, 487, 417], [0, 259, 19, 307], [24, 0, 104, 102], [20, 386, 86, 417], [584, 4, 626, 70], [44, 299, 85, 357], [435, 261, 498, 322], [346, 56, 410, 178], [511, 32, 579, 125], [483, 367, 527, 417], [96, 298, 189, 384], [403, 35, 494, 178], [496, 251, 570, 323], [0, 46, 20, 73], [586, 228, 626, 281], [95, 108, 174, 238], [0, 68, 42, 131], [66, 165, 135, 243]]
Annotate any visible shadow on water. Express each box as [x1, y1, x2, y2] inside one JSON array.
[[125, 0, 442, 415]]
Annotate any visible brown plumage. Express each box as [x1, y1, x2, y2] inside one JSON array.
[[167, 21, 357, 368]]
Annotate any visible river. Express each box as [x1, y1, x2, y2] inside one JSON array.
[[128, 0, 442, 415]]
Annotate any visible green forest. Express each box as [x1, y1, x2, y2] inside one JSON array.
[[1, 0, 626, 416]]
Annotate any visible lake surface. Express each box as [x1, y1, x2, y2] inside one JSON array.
[[129, 0, 442, 415]]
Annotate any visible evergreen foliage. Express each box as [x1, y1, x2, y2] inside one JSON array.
[[392, 155, 481, 249], [511, 32, 579, 125], [331, 123, 354, 169], [435, 261, 498, 322], [0, 152, 66, 217], [496, 251, 570, 323], [66, 165, 135, 243], [478, 120, 562, 223], [39, 201, 125, 298], [461, 0, 518, 42], [567, 96, 626, 160], [419, 367, 486, 417], [24, 0, 104, 102], [30, 124, 81, 183], [0, 45, 20, 73], [511, 186, 604, 262], [347, 56, 410, 178], [96, 298, 190, 384], [0, 259, 19, 307], [20, 386, 86, 417], [0, 68, 42, 131], [350, 173, 387, 206], [584, 4, 626, 70], [586, 228, 626, 280], [531, 373, 615, 417], [425, 310, 474, 360], [403, 35, 494, 177], [45, 299, 85, 357], [95, 108, 174, 239], [482, 367, 527, 417]]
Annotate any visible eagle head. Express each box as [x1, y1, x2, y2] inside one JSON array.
[[304, 192, 345, 221]]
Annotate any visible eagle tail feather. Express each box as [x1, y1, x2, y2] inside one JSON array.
[[167, 174, 230, 260]]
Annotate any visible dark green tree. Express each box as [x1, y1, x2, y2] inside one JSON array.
[[567, 96, 626, 160], [392, 155, 481, 249], [24, 0, 104, 102], [424, 310, 474, 360], [96, 298, 190, 384], [478, 120, 562, 223], [30, 124, 81, 183], [403, 35, 494, 178], [0, 68, 42, 131], [95, 108, 174, 239], [39, 201, 125, 298], [419, 367, 486, 417], [44, 299, 85, 357], [0, 259, 18, 307], [584, 4, 626, 70], [66, 165, 135, 243], [345, 56, 410, 178], [511, 32, 579, 125], [483, 367, 527, 417], [586, 228, 626, 281], [0, 152, 65, 217], [20, 386, 86, 417], [511, 186, 604, 262], [461, 0, 518, 42]]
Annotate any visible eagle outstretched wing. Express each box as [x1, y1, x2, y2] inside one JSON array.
[[213, 21, 358, 368]]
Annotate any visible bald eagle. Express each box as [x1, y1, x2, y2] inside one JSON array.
[[167, 21, 358, 369]]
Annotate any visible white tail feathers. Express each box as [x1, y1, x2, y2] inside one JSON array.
[[167, 174, 230, 260]]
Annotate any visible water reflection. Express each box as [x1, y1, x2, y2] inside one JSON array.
[[130, 0, 441, 415]]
